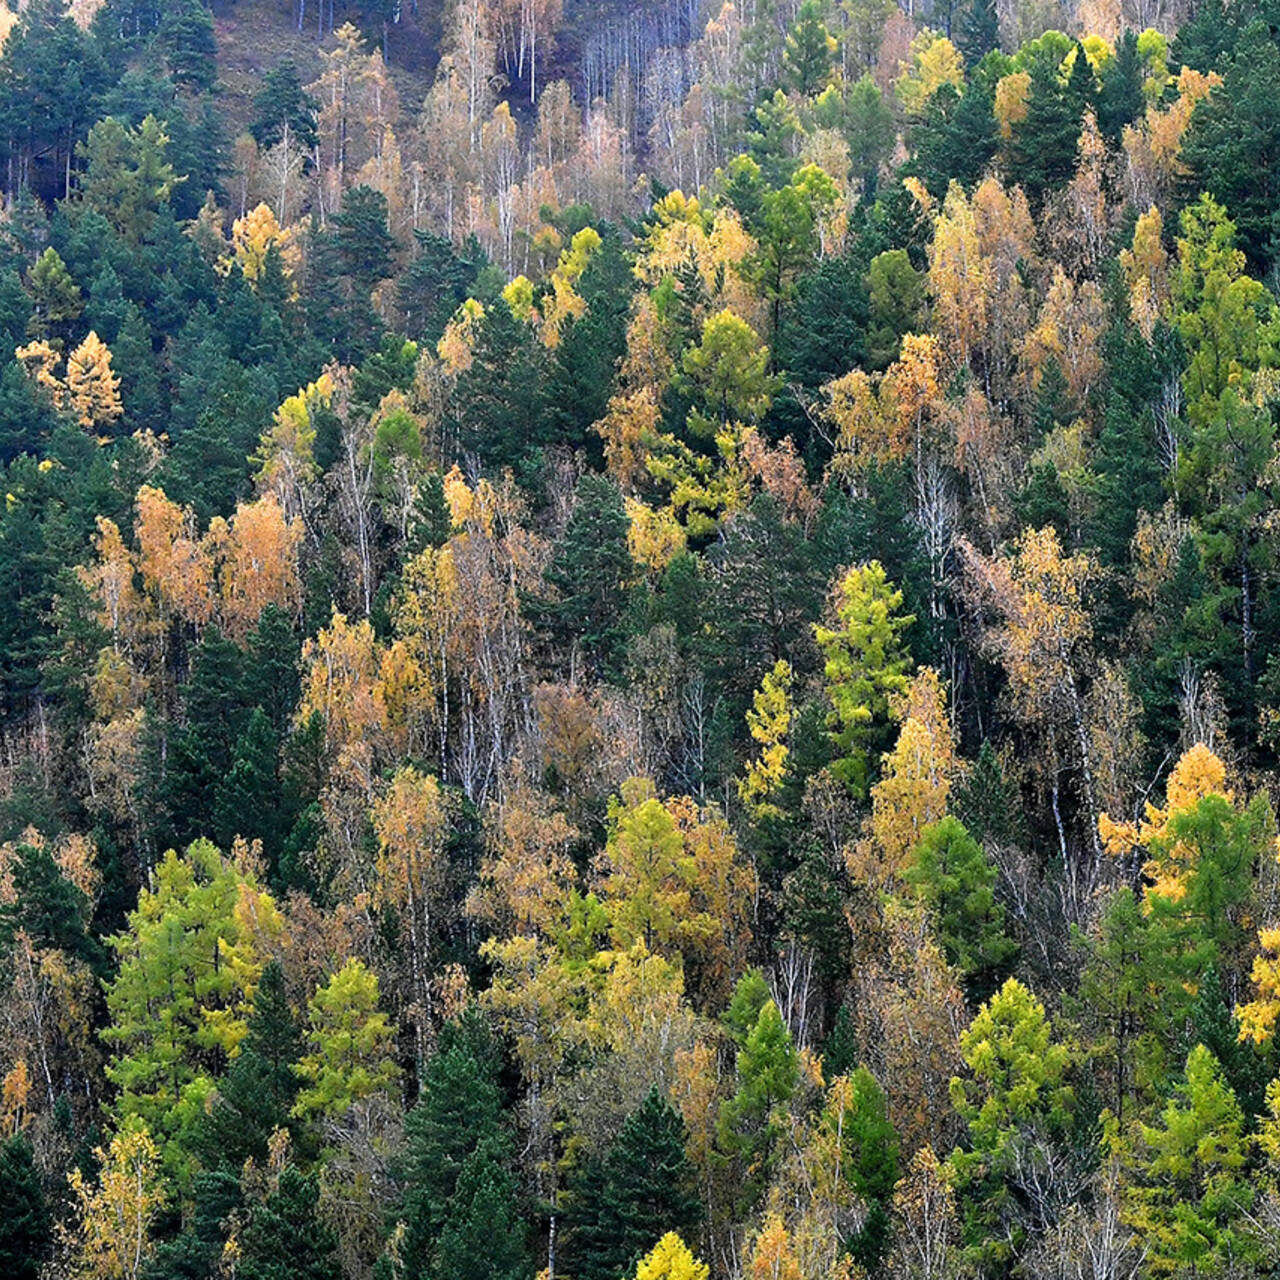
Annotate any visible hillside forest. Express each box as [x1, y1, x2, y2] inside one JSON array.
[[6, 0, 1280, 1276]]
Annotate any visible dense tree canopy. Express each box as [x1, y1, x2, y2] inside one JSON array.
[[4, 0, 1280, 1277]]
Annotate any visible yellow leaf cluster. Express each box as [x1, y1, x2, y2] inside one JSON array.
[[1098, 741, 1230, 900]]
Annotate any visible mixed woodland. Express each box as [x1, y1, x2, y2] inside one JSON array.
[[7, 0, 1280, 1275]]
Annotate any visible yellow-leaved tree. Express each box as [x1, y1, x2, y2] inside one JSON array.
[[635, 1232, 709, 1280], [739, 659, 793, 817], [65, 1122, 166, 1280], [65, 331, 123, 430]]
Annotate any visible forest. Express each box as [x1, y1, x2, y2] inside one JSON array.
[[3, 0, 1280, 1274]]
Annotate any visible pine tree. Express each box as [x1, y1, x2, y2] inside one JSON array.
[[400, 1022, 506, 1274], [198, 960, 302, 1169], [531, 472, 636, 677], [432, 1139, 529, 1280], [1097, 29, 1144, 145], [1009, 52, 1086, 208], [905, 817, 1018, 1005], [823, 1068, 899, 1267], [213, 707, 283, 856], [250, 61, 320, 152], [952, 740, 1025, 850], [566, 1086, 701, 1280], [954, 0, 997, 67], [397, 230, 477, 346], [821, 1001, 859, 1080], [0, 1134, 50, 1280], [237, 1166, 341, 1280], [782, 1, 836, 97]]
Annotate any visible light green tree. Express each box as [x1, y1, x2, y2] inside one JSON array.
[[1124, 1044, 1255, 1276], [681, 309, 778, 433], [102, 840, 273, 1183], [293, 958, 399, 1120], [949, 978, 1073, 1267], [905, 817, 1018, 1004], [718, 999, 799, 1210], [814, 560, 914, 795]]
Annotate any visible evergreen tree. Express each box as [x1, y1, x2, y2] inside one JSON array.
[[1187, 966, 1272, 1120], [1009, 50, 1087, 208], [843, 75, 896, 198], [905, 817, 1018, 1004], [1180, 19, 1280, 273], [909, 80, 998, 197], [566, 1086, 701, 1280], [531, 472, 636, 677], [213, 708, 283, 857], [0, 838, 99, 967], [198, 960, 302, 1170], [1097, 29, 1144, 145], [400, 1022, 506, 1275], [821, 1001, 859, 1080], [952, 739, 1026, 851], [155, 0, 217, 93], [237, 1166, 341, 1280], [0, 1133, 50, 1280], [250, 61, 320, 152], [432, 1140, 528, 1280], [954, 0, 998, 67], [452, 295, 546, 467], [782, 0, 836, 97], [823, 1068, 899, 1267], [396, 229, 477, 345]]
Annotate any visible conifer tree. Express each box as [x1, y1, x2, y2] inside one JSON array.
[[198, 960, 302, 1169], [905, 817, 1018, 1004], [815, 560, 914, 795], [532, 472, 636, 677], [238, 1166, 341, 1280], [719, 1001, 799, 1209], [400, 1019, 506, 1274], [781, 1, 836, 97], [0, 1133, 50, 1280], [432, 1140, 529, 1280], [566, 1086, 701, 1280], [1126, 1045, 1255, 1275]]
